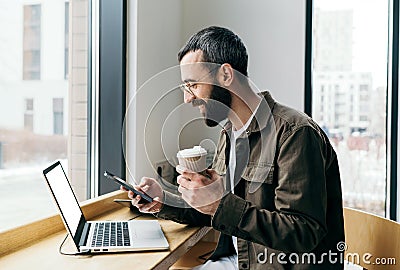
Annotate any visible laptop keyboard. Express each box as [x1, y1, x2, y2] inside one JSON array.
[[91, 222, 133, 247]]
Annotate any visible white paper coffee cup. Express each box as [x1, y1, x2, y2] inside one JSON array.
[[177, 146, 208, 173]]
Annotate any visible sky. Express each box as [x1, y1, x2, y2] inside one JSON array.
[[316, 0, 389, 89]]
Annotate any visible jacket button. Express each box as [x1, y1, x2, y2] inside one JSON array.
[[241, 263, 248, 268], [219, 225, 226, 230]]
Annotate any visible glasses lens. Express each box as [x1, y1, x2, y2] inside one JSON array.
[[180, 83, 193, 96]]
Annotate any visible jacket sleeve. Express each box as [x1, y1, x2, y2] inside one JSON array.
[[155, 190, 212, 227], [211, 126, 329, 253]]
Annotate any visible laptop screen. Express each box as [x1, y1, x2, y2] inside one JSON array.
[[43, 161, 84, 239]]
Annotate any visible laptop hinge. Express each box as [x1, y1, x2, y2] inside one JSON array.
[[79, 223, 91, 247]]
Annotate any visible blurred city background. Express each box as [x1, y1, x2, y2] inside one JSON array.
[[313, 0, 388, 216]]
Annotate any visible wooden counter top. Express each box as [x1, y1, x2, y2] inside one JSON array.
[[0, 191, 210, 270]]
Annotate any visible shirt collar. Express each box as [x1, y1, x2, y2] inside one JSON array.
[[222, 91, 276, 137]]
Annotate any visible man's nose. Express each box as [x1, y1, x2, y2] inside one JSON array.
[[184, 91, 195, 103]]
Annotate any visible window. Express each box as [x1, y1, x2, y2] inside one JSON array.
[[53, 98, 64, 135], [65, 2, 69, 80], [360, 84, 369, 92], [23, 5, 41, 80], [24, 98, 34, 131], [0, 0, 127, 232], [312, 0, 389, 216], [0, 0, 89, 232]]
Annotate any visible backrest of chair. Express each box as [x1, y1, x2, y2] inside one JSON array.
[[343, 207, 400, 270]]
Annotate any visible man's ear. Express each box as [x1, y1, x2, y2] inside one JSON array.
[[218, 63, 234, 87]]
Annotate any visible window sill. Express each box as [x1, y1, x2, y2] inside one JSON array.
[[0, 190, 127, 257]]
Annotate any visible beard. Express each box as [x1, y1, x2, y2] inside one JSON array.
[[193, 84, 232, 127]]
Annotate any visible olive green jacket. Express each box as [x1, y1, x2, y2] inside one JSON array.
[[157, 91, 345, 269]]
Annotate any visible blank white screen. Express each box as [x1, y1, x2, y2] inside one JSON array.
[[46, 164, 82, 237]]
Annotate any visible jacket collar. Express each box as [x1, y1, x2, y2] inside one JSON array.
[[222, 91, 276, 137]]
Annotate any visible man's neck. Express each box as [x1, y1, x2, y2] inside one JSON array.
[[228, 86, 261, 131]]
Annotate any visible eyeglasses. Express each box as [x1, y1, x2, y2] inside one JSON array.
[[179, 66, 219, 97]]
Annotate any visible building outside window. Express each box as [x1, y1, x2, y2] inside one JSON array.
[[313, 0, 388, 216], [0, 0, 89, 232], [23, 4, 41, 80]]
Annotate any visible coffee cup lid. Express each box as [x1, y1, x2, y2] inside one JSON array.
[[177, 146, 207, 158]]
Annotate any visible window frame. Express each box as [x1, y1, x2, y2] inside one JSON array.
[[388, 0, 399, 221], [304, 0, 313, 117], [88, 0, 127, 197]]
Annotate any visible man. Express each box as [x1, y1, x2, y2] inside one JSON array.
[[124, 26, 345, 269]]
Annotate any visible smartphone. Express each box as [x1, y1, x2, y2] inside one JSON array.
[[104, 171, 153, 204]]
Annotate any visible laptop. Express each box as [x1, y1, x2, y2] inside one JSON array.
[[42, 161, 169, 253]]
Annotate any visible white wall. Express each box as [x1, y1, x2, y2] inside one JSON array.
[[128, 0, 306, 180], [127, 0, 183, 183], [182, 0, 306, 110]]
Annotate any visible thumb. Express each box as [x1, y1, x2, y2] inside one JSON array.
[[140, 177, 154, 186], [153, 196, 163, 203]]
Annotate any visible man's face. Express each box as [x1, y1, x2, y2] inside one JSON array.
[[202, 84, 232, 127], [180, 51, 232, 127]]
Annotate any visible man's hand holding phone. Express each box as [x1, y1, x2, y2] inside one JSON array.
[[121, 177, 164, 214]]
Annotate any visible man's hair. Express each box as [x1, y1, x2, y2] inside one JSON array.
[[178, 26, 248, 77]]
